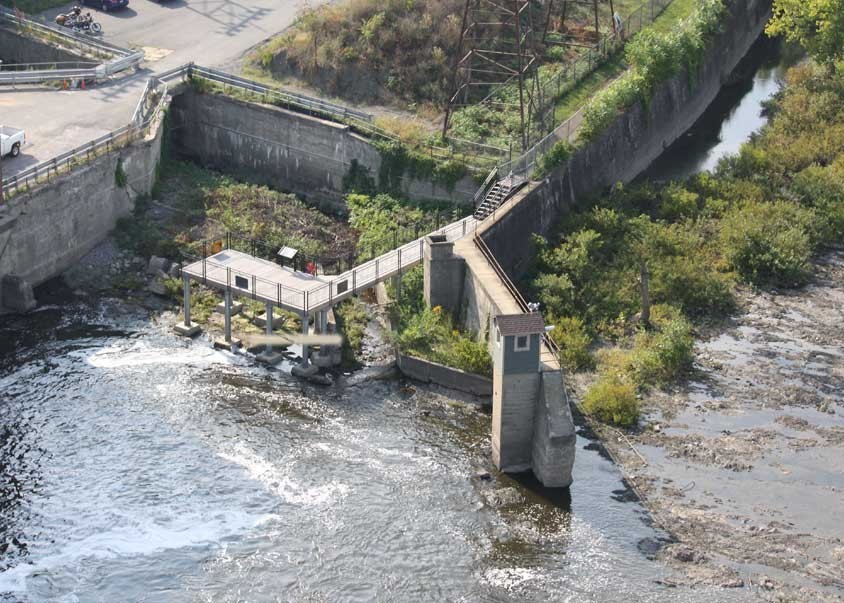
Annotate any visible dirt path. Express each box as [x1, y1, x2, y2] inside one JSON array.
[[578, 250, 844, 602]]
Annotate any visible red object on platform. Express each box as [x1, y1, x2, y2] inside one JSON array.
[[306, 262, 317, 275]]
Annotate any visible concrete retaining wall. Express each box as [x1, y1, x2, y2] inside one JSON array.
[[481, 0, 772, 280], [0, 119, 164, 306], [396, 352, 493, 397], [172, 90, 477, 208], [0, 25, 94, 65], [169, 90, 478, 211]]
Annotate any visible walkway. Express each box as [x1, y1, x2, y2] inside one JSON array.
[[181, 216, 478, 315]]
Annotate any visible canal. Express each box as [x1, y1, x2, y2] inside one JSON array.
[[0, 33, 794, 603]]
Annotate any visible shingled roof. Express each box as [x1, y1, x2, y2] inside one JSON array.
[[496, 313, 545, 336]]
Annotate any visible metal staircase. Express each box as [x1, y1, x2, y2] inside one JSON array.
[[473, 174, 526, 221]]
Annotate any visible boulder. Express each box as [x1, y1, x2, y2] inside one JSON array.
[[148, 279, 168, 296], [147, 255, 169, 275]]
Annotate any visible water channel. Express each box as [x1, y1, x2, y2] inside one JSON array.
[[0, 34, 793, 603]]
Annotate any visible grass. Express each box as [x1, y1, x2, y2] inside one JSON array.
[[553, 0, 698, 123]]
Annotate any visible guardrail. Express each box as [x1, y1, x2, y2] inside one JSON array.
[[1, 76, 168, 198], [185, 64, 506, 166], [0, 6, 143, 85]]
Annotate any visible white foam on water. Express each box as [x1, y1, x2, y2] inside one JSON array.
[[218, 443, 349, 507], [79, 341, 246, 369], [0, 510, 278, 594]]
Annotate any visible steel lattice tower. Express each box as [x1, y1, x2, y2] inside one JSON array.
[[442, 0, 543, 150]]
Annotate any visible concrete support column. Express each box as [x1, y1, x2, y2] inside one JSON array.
[[213, 288, 240, 350], [265, 301, 274, 353], [174, 275, 200, 337], [423, 235, 465, 320], [183, 275, 191, 326], [300, 312, 310, 368], [224, 288, 232, 343]]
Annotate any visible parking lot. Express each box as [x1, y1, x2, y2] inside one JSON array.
[[1, 0, 317, 178]]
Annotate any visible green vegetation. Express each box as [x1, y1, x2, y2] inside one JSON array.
[[766, 0, 844, 70], [549, 316, 593, 371], [251, 0, 463, 105], [582, 375, 639, 427], [373, 140, 468, 193], [335, 297, 369, 364], [533, 141, 573, 180], [533, 61, 844, 428], [347, 192, 466, 261], [578, 0, 726, 143], [114, 158, 127, 188], [395, 306, 493, 377], [115, 161, 356, 261], [345, 193, 491, 375]]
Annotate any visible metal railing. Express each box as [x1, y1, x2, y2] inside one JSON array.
[[535, 0, 674, 122], [185, 64, 507, 166], [182, 215, 476, 313], [0, 6, 143, 85], [1, 77, 169, 197]]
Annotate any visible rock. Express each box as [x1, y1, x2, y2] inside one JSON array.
[[720, 579, 744, 588], [148, 279, 168, 296], [473, 468, 492, 481], [1, 275, 37, 312], [673, 546, 697, 563], [147, 255, 170, 275]]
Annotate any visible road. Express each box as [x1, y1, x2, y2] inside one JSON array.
[[1, 0, 313, 178]]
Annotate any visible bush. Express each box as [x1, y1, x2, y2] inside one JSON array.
[[550, 316, 594, 371], [720, 200, 819, 287], [534, 140, 573, 179], [582, 375, 639, 427], [395, 306, 492, 377], [628, 309, 694, 387], [447, 338, 493, 377]]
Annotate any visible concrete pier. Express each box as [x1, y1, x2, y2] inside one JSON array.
[[214, 287, 241, 351], [256, 300, 284, 365], [174, 275, 200, 337]]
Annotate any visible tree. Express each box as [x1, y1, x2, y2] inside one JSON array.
[[766, 0, 844, 71]]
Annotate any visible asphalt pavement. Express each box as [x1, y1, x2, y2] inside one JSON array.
[[1, 0, 314, 177]]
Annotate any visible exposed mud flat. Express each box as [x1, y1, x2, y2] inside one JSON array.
[[578, 250, 844, 602]]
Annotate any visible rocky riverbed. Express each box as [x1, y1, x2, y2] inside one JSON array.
[[576, 250, 844, 602]]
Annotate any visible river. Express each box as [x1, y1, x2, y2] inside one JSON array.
[[642, 36, 798, 182], [0, 34, 793, 603]]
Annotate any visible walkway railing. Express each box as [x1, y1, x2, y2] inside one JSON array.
[[182, 215, 476, 313]]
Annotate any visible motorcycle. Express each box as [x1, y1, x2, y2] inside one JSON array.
[[54, 7, 102, 34], [72, 12, 103, 34]]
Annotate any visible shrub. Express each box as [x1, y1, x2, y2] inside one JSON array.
[[447, 338, 493, 377], [550, 316, 594, 371], [628, 310, 694, 387], [534, 140, 573, 179], [582, 375, 639, 427], [720, 200, 819, 287]]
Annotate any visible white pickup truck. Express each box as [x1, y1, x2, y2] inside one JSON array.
[[0, 126, 25, 158]]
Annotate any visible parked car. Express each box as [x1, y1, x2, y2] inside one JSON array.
[[82, 0, 129, 11], [0, 126, 25, 159]]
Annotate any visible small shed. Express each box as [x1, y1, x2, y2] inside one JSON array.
[[493, 312, 545, 375]]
